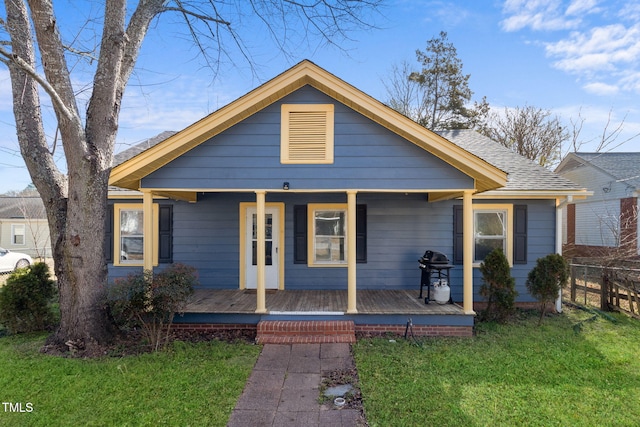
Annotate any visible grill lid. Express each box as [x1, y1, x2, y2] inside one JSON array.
[[419, 250, 450, 264]]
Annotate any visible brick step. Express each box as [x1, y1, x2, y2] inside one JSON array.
[[256, 320, 356, 344]]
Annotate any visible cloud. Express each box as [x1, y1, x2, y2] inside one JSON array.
[[545, 24, 640, 73], [500, 0, 585, 31], [501, 1, 640, 95], [583, 81, 620, 95]]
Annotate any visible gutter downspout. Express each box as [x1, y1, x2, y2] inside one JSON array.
[[555, 195, 573, 313]]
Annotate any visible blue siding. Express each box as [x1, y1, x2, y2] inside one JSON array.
[[108, 196, 558, 304], [141, 86, 473, 190]]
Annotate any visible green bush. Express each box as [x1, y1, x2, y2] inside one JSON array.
[[106, 263, 197, 350], [0, 262, 57, 334], [479, 248, 517, 322], [526, 254, 569, 325]]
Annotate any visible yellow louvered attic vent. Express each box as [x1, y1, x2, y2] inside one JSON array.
[[281, 104, 334, 164]]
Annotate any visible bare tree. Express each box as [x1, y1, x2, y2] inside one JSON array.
[[16, 197, 50, 260], [569, 108, 640, 154], [0, 0, 380, 350], [481, 105, 569, 168]]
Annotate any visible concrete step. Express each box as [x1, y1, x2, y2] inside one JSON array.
[[256, 320, 356, 344]]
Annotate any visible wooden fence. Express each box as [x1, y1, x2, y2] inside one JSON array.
[[569, 263, 640, 318]]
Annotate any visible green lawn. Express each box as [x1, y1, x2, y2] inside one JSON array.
[[354, 308, 640, 427], [0, 334, 260, 426]]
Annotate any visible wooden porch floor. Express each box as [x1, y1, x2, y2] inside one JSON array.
[[185, 289, 465, 315]]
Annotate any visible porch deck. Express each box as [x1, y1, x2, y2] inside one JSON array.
[[185, 288, 464, 315]]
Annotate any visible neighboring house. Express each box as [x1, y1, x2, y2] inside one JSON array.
[[0, 197, 51, 259], [556, 152, 640, 258], [107, 60, 588, 335]]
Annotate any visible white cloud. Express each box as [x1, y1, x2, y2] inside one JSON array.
[[501, 0, 583, 31], [618, 3, 640, 22], [566, 0, 601, 16], [546, 24, 640, 73], [619, 70, 640, 92], [583, 81, 619, 95]]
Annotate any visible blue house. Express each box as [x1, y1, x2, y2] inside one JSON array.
[[107, 60, 588, 338]]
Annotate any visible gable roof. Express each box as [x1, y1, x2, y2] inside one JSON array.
[[441, 130, 585, 196], [556, 152, 640, 190], [0, 197, 46, 220], [109, 60, 507, 197]]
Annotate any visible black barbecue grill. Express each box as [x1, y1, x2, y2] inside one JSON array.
[[418, 250, 453, 304]]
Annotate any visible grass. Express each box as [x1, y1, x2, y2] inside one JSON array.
[[0, 333, 260, 426], [354, 308, 640, 427]]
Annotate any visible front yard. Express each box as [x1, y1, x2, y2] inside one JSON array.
[[0, 335, 260, 426], [353, 307, 640, 426], [1, 306, 638, 426]]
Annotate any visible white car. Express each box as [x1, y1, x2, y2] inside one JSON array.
[[0, 247, 33, 273]]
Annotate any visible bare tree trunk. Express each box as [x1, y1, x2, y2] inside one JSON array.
[[52, 172, 115, 347]]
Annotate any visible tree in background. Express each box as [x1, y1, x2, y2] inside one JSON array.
[[0, 0, 381, 351], [478, 105, 569, 168], [384, 31, 489, 130]]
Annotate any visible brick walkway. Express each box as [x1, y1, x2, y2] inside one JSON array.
[[227, 343, 364, 427]]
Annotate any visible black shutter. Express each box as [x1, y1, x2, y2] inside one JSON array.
[[293, 205, 307, 264], [513, 205, 527, 264], [453, 205, 464, 264], [105, 204, 114, 263], [158, 205, 173, 264], [356, 204, 367, 263]]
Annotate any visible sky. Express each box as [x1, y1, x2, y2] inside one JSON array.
[[2, 0, 640, 194]]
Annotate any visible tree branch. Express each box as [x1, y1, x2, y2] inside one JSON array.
[[0, 46, 75, 124]]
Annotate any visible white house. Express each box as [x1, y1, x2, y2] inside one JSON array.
[[555, 152, 640, 258]]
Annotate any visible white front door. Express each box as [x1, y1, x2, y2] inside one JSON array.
[[245, 207, 279, 289]]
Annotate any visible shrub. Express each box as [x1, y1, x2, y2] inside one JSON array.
[[479, 248, 517, 322], [0, 262, 57, 334], [106, 263, 197, 351], [526, 254, 569, 325]]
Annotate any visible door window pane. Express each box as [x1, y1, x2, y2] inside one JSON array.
[[251, 213, 273, 266]]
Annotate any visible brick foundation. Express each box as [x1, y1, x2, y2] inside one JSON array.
[[355, 324, 473, 338], [171, 321, 474, 341]]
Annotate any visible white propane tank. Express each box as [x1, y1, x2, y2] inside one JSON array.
[[433, 280, 450, 304]]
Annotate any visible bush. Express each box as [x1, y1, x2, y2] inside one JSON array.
[[479, 248, 517, 322], [0, 262, 57, 334], [526, 254, 569, 325], [106, 263, 197, 350]]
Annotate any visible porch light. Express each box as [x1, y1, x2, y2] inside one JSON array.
[[283, 182, 290, 190]]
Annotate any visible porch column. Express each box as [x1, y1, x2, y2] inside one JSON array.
[[462, 190, 475, 314], [142, 190, 154, 272], [255, 191, 267, 314], [347, 190, 358, 314]]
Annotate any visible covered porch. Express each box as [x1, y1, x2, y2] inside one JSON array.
[[175, 289, 474, 338], [184, 288, 466, 315]]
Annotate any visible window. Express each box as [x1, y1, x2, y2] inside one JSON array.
[[281, 104, 334, 164], [113, 204, 159, 266], [294, 204, 366, 266], [453, 204, 527, 266], [11, 224, 25, 246], [473, 205, 513, 265], [308, 204, 347, 266]]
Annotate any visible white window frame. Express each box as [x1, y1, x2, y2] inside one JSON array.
[[113, 204, 159, 267], [281, 104, 334, 164], [473, 204, 513, 266], [11, 224, 26, 246], [307, 203, 348, 267]]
